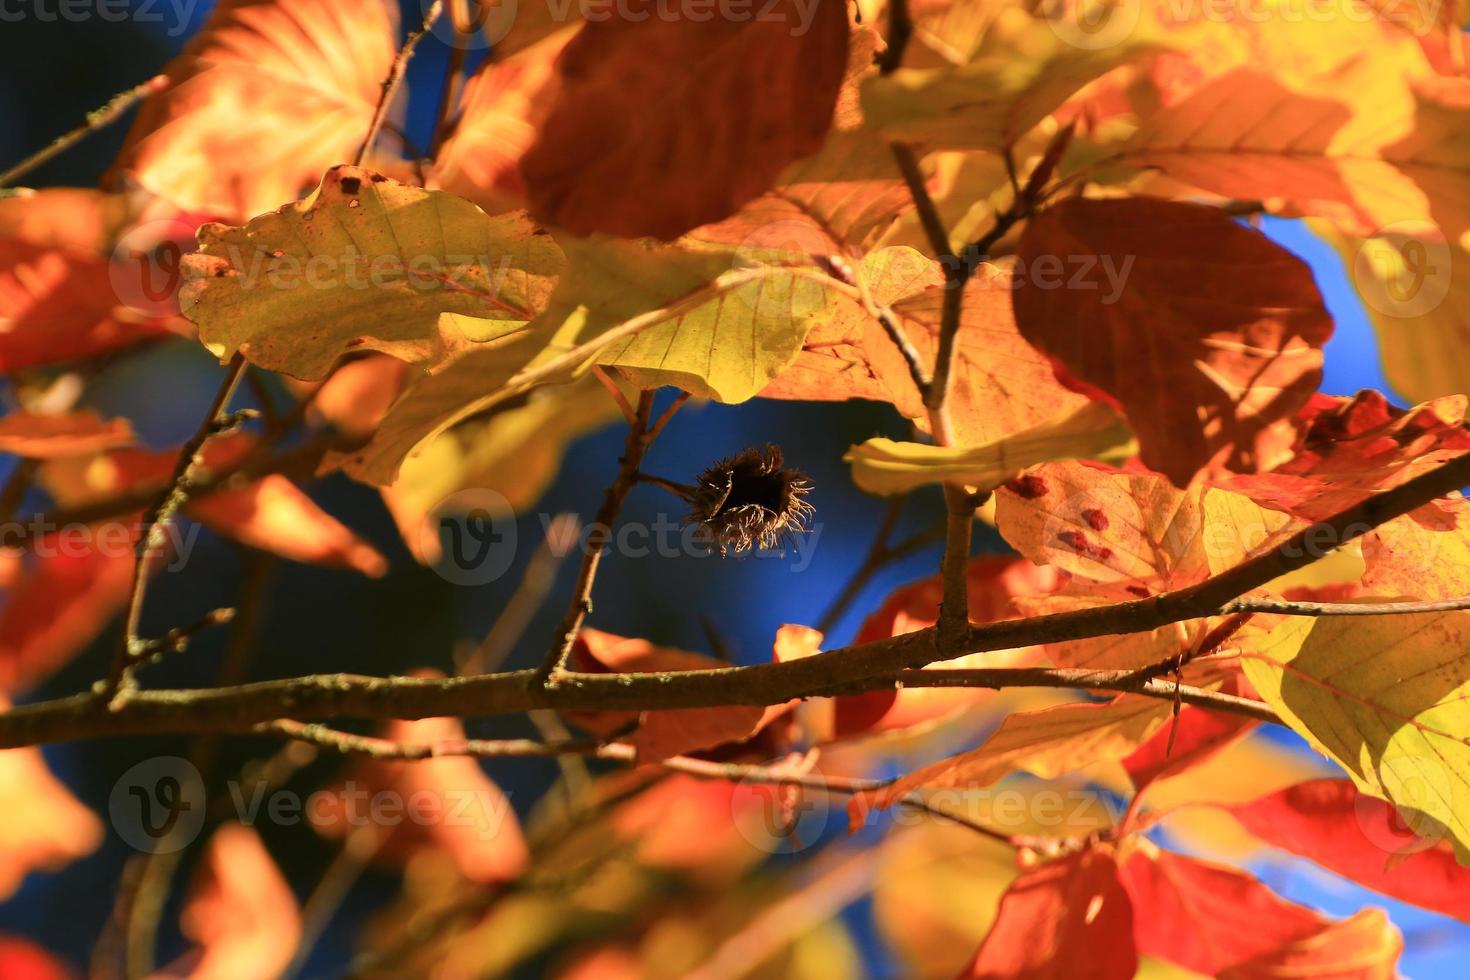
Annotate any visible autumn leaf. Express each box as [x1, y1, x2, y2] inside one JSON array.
[[181, 166, 566, 381], [0, 701, 103, 899], [430, 29, 575, 216], [567, 628, 795, 762], [764, 265, 1090, 448], [0, 411, 134, 458], [520, 0, 850, 239], [851, 695, 1171, 816], [861, 7, 1166, 150], [844, 401, 1133, 495], [1225, 779, 1470, 924], [314, 714, 530, 884], [0, 190, 180, 371], [1242, 610, 1470, 859], [381, 373, 621, 564], [40, 433, 387, 577], [112, 0, 399, 222], [1014, 196, 1333, 485], [994, 461, 1295, 588], [0, 546, 136, 695], [959, 846, 1137, 980], [828, 555, 1062, 738], [164, 824, 301, 980], [0, 938, 70, 980], [1118, 844, 1402, 977], [1123, 707, 1257, 792]]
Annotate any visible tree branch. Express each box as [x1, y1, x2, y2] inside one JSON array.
[[8, 452, 1470, 748]]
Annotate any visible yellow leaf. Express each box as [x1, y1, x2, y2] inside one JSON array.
[[1242, 611, 1470, 860], [181, 167, 566, 380], [844, 401, 1134, 495]]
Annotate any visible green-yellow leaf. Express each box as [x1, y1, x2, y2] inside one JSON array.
[[861, 9, 1167, 150], [180, 166, 566, 380], [844, 401, 1134, 496], [1242, 611, 1470, 861]]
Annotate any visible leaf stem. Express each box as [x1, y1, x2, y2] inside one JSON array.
[[0, 75, 165, 189]]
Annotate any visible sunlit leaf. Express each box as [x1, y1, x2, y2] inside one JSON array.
[[1014, 197, 1333, 485], [521, 0, 850, 238], [112, 0, 399, 222], [181, 166, 566, 381], [844, 401, 1133, 495]]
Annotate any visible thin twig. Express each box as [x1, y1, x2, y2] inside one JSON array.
[[537, 391, 656, 685], [459, 514, 581, 676], [355, 2, 444, 167], [875, 0, 912, 74], [0, 76, 165, 189], [107, 354, 248, 702]]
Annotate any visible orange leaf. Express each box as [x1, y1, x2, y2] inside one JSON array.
[[1119, 846, 1401, 977], [431, 29, 573, 215], [314, 714, 530, 884], [520, 0, 850, 239], [112, 0, 399, 222], [960, 847, 1136, 980], [0, 545, 136, 695], [0, 699, 103, 900], [831, 555, 1061, 737], [851, 695, 1169, 817], [1226, 779, 1470, 924], [0, 411, 135, 459], [568, 629, 770, 762], [1014, 197, 1332, 485], [169, 824, 301, 980]]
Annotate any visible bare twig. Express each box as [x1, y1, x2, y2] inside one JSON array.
[[107, 354, 249, 702], [537, 391, 656, 685], [459, 514, 581, 676], [355, 1, 444, 167], [875, 0, 912, 74], [0, 76, 165, 188]]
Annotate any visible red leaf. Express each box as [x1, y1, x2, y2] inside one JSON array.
[[835, 555, 1062, 737], [1227, 779, 1470, 924], [0, 938, 71, 980], [520, 0, 850, 239], [1123, 707, 1257, 792], [1014, 197, 1332, 485], [1119, 847, 1400, 976], [0, 546, 137, 695], [961, 847, 1136, 980]]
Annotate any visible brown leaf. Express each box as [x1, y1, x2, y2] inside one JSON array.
[[520, 0, 850, 239], [1014, 197, 1333, 485]]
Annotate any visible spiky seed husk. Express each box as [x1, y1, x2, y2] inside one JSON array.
[[686, 444, 814, 556]]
